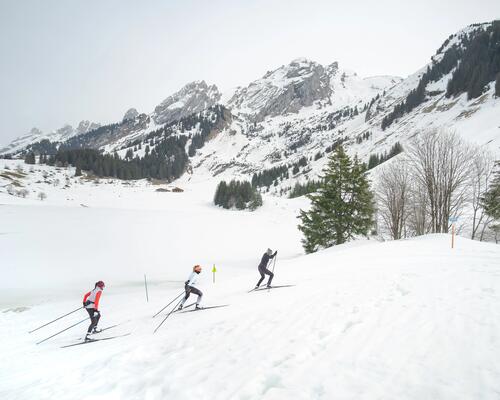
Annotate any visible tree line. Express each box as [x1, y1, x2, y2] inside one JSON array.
[[289, 180, 322, 199], [297, 129, 500, 254], [382, 21, 500, 130], [214, 180, 263, 210], [446, 21, 500, 99], [22, 105, 232, 182], [367, 142, 403, 170], [40, 136, 188, 181]]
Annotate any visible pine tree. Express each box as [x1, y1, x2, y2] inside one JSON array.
[[368, 154, 380, 169], [75, 165, 82, 177], [298, 146, 375, 253], [249, 191, 263, 210], [482, 162, 500, 220], [496, 73, 500, 97], [214, 180, 262, 210], [24, 151, 36, 165]]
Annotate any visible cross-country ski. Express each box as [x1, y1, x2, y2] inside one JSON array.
[[61, 333, 131, 348], [250, 284, 296, 292], [177, 304, 229, 313]]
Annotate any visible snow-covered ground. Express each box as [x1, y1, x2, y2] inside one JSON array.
[[1, 160, 500, 400]]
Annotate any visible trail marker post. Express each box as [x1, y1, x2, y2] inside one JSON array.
[[144, 274, 149, 302], [212, 264, 217, 284], [449, 216, 458, 249]]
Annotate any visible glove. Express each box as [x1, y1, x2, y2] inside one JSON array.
[[274, 250, 278, 256], [83, 300, 90, 307]]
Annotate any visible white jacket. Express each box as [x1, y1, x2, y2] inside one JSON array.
[[186, 272, 200, 289]]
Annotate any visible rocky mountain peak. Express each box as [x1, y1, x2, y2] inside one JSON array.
[[55, 124, 74, 140], [226, 58, 332, 122], [123, 108, 139, 122], [29, 127, 43, 137], [76, 120, 101, 135], [152, 80, 221, 125]]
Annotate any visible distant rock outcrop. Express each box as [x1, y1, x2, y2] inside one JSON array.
[[123, 108, 139, 122], [152, 81, 221, 125]]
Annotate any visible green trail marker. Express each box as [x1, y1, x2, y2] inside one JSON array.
[[212, 264, 217, 283]]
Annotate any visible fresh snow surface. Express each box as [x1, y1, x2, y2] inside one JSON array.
[[1, 161, 500, 399]]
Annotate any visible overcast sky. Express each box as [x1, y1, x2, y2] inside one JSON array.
[[0, 0, 499, 146]]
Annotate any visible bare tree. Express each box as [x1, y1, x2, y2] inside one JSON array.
[[407, 129, 474, 233], [376, 159, 411, 239], [17, 188, 29, 198], [38, 192, 47, 201], [407, 180, 430, 236], [469, 150, 495, 240], [6, 184, 16, 195]]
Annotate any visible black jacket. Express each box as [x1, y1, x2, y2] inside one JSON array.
[[258, 251, 277, 270]]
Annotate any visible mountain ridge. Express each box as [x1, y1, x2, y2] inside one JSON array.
[[2, 21, 499, 197]]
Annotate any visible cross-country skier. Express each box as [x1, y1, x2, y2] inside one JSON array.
[[83, 281, 105, 341], [178, 265, 203, 310], [255, 248, 277, 289]]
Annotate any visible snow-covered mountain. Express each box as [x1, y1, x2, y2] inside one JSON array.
[[0, 121, 101, 155], [2, 21, 499, 194], [152, 80, 221, 125], [227, 58, 334, 122]]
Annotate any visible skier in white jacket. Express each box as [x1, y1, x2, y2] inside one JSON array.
[[178, 265, 203, 310]]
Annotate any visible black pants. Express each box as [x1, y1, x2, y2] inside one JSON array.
[[256, 266, 274, 287], [86, 308, 100, 333], [182, 285, 203, 305]]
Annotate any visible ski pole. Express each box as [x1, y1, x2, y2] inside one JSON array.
[[152, 291, 184, 318], [271, 254, 277, 273], [36, 318, 88, 345], [154, 298, 184, 334], [29, 306, 83, 333]]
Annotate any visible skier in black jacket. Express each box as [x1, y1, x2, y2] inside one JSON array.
[[255, 248, 277, 288]]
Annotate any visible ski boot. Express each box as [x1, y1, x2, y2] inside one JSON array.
[[195, 304, 202, 310], [177, 304, 183, 311]]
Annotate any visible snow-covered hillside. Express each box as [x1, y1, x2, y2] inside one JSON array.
[[1, 184, 500, 399]]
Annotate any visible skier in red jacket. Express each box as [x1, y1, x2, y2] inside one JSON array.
[[83, 281, 105, 341]]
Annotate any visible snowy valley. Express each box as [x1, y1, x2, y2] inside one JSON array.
[[1, 174, 500, 398], [1, 18, 500, 400]]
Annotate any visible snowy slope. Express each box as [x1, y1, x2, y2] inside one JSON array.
[[1, 196, 500, 400], [2, 156, 500, 399]]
